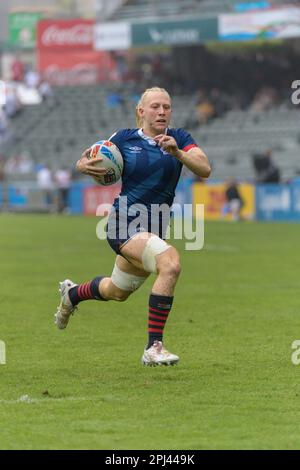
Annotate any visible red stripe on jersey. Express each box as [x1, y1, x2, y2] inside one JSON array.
[[183, 144, 198, 152]]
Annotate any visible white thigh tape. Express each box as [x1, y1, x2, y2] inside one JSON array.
[[141, 236, 170, 273], [111, 263, 147, 292]]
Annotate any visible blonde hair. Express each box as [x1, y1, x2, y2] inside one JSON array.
[[135, 87, 171, 127]]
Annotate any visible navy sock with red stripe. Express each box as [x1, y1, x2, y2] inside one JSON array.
[[147, 293, 173, 349], [68, 276, 107, 306]]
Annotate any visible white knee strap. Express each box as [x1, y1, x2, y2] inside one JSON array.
[[142, 236, 170, 273], [111, 263, 147, 292]]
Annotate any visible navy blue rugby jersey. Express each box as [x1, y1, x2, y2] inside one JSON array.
[[109, 128, 198, 211]]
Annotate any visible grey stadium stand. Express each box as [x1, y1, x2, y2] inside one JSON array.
[[5, 85, 300, 182]]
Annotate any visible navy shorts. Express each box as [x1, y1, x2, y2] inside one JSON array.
[[106, 208, 170, 256]]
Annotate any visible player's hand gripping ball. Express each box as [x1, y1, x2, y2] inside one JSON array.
[[88, 140, 123, 186]]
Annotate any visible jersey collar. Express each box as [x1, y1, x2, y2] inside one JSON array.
[[138, 128, 168, 146]]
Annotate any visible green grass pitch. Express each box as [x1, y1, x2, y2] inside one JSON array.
[[1, 213, 300, 449]]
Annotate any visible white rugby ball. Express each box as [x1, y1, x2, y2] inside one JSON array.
[[88, 140, 123, 186]]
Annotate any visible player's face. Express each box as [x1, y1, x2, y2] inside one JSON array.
[[140, 92, 172, 135]]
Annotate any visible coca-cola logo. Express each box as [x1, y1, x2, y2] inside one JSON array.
[[41, 24, 93, 47], [43, 64, 99, 85]]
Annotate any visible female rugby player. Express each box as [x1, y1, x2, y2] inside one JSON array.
[[55, 87, 211, 366]]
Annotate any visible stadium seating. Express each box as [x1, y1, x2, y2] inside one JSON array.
[[5, 85, 300, 182], [193, 106, 300, 180]]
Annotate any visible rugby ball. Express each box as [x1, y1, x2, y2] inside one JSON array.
[[88, 140, 123, 186]]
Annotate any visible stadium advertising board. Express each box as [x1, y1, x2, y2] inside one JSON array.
[[83, 185, 122, 216], [81, 180, 193, 216], [94, 21, 132, 50], [234, 1, 271, 12], [37, 19, 115, 85], [193, 183, 255, 221], [37, 19, 94, 50], [38, 50, 115, 85], [219, 6, 300, 41], [256, 183, 300, 221], [132, 18, 218, 47], [7, 184, 29, 207], [292, 184, 300, 214], [9, 12, 43, 49]]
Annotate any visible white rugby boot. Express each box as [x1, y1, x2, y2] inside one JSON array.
[[55, 279, 78, 330], [141, 340, 179, 366]]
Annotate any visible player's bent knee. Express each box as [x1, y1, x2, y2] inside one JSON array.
[[157, 259, 181, 278], [111, 262, 147, 293], [112, 290, 131, 302], [156, 246, 181, 277], [170, 261, 181, 278], [141, 235, 171, 273]]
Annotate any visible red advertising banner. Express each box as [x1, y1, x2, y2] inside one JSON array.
[[37, 19, 94, 51], [83, 185, 121, 216], [38, 50, 114, 85], [36, 19, 116, 85]]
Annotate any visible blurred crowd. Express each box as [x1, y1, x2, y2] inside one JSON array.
[[191, 85, 282, 126], [0, 56, 53, 154], [0, 153, 73, 213], [103, 47, 298, 128], [111, 46, 297, 97], [0, 44, 299, 192], [36, 164, 72, 213]]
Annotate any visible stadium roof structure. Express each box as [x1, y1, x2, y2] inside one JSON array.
[[111, 0, 300, 22]]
